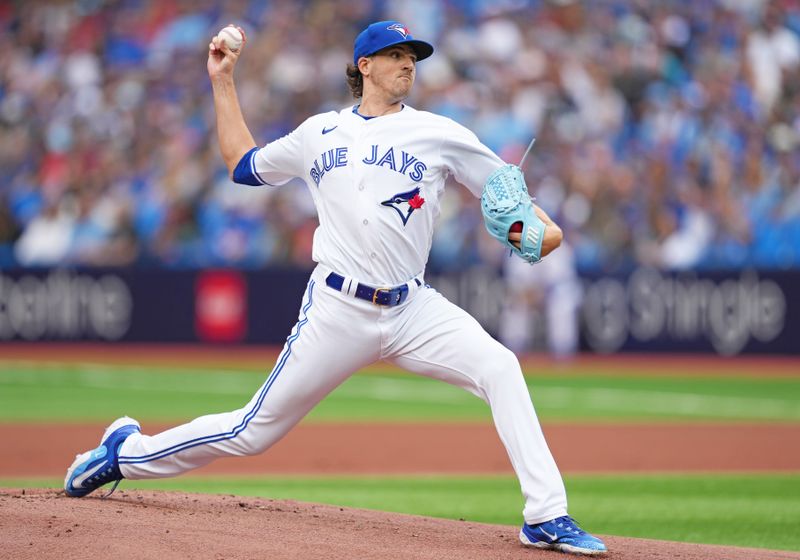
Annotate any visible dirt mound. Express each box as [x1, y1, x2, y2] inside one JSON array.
[[2, 488, 798, 560]]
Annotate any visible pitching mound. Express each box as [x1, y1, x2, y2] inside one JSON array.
[[2, 489, 798, 560]]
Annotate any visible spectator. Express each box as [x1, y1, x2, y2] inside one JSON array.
[[0, 0, 798, 273]]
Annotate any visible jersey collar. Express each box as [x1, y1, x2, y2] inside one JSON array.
[[352, 104, 405, 120]]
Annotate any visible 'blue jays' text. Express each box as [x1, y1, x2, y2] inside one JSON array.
[[309, 145, 428, 187], [310, 147, 348, 186]]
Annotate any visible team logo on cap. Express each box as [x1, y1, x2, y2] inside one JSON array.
[[387, 23, 410, 38], [381, 186, 425, 226]]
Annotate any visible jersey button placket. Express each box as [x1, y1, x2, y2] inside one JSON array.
[[354, 127, 380, 272], [355, 178, 376, 265]]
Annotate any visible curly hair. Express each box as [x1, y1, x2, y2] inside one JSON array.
[[345, 63, 363, 99]]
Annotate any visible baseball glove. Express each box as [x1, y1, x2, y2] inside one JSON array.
[[480, 164, 546, 264]]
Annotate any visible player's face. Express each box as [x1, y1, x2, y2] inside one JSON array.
[[363, 45, 417, 102]]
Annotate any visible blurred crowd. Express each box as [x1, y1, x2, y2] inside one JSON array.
[[1, 0, 799, 272]]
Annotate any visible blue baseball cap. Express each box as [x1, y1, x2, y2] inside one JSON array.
[[353, 21, 434, 66]]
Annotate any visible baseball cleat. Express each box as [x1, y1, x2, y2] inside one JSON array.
[[64, 416, 141, 498], [520, 515, 607, 555]]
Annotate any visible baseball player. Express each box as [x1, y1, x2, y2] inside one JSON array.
[[64, 21, 606, 556]]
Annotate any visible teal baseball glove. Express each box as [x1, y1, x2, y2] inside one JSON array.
[[480, 164, 546, 264]]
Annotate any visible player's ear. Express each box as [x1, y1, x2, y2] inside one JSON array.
[[357, 56, 371, 76]]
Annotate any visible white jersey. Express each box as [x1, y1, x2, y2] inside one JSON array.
[[250, 105, 504, 285]]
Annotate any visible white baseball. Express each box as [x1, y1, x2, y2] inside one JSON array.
[[217, 26, 243, 51]]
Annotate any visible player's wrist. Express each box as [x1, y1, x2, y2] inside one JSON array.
[[210, 72, 237, 91]]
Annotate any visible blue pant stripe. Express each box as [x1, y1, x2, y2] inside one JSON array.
[[119, 280, 316, 465]]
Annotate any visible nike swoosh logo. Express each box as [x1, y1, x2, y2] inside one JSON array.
[[540, 528, 558, 541], [72, 461, 106, 489], [322, 125, 338, 135]]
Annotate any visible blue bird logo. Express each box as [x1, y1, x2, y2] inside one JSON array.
[[387, 23, 410, 38], [381, 187, 426, 226]]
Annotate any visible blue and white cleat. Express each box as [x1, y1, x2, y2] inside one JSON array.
[[64, 416, 140, 498], [520, 515, 607, 555]]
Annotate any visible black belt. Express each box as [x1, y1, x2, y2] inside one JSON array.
[[325, 272, 421, 307]]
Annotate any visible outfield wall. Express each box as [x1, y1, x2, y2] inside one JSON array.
[[0, 267, 795, 356]]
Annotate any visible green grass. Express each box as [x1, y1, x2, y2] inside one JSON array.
[[2, 360, 800, 423], [4, 473, 799, 551]]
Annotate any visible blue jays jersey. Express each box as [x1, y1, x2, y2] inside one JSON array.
[[238, 105, 504, 285]]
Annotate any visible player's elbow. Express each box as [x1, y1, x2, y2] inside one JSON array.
[[540, 223, 562, 257]]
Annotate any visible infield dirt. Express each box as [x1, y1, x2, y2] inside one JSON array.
[[1, 421, 799, 477]]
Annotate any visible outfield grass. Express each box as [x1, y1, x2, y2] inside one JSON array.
[[1, 361, 800, 423], [4, 473, 798, 551]]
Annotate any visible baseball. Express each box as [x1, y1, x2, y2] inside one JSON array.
[[217, 25, 243, 51]]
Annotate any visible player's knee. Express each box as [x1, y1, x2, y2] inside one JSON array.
[[230, 428, 275, 456], [485, 346, 524, 385]]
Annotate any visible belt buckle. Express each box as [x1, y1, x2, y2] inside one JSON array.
[[372, 287, 391, 306]]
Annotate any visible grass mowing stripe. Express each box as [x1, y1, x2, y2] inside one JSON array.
[[0, 364, 262, 394], [4, 367, 798, 416], [5, 473, 799, 551], [537, 387, 800, 419], [2, 363, 800, 422]]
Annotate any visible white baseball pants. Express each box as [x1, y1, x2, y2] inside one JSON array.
[[118, 264, 568, 524]]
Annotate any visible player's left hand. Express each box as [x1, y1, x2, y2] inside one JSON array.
[[532, 205, 563, 258], [482, 164, 558, 263], [504, 204, 562, 254]]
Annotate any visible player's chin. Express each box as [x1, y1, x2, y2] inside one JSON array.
[[393, 79, 413, 98]]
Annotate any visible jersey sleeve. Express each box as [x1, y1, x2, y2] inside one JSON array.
[[248, 121, 308, 186], [439, 120, 505, 197]]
